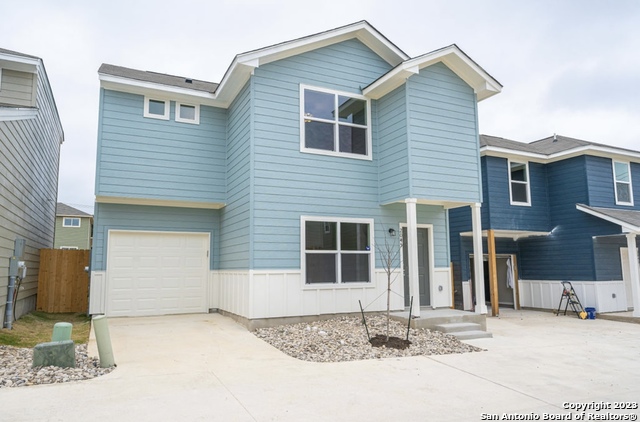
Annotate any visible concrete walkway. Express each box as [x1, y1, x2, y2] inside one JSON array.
[[1, 309, 639, 422]]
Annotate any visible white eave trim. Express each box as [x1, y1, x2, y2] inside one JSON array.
[[460, 229, 551, 241], [234, 22, 408, 69], [0, 53, 39, 73], [98, 22, 409, 109], [99, 73, 221, 105], [0, 107, 38, 121], [576, 204, 640, 233], [481, 144, 640, 164], [364, 45, 502, 101], [96, 195, 226, 210]]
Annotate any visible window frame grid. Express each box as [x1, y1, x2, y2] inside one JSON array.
[[613, 160, 634, 206], [301, 216, 374, 287], [299, 84, 372, 161], [508, 160, 531, 206]]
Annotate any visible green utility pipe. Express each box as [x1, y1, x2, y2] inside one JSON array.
[[92, 315, 115, 368]]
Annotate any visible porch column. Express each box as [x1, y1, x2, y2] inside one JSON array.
[[405, 198, 420, 318], [626, 233, 640, 317], [487, 229, 499, 316], [471, 203, 487, 314]]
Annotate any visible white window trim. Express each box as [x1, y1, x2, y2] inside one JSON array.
[[299, 84, 372, 161], [63, 217, 81, 227], [301, 216, 375, 288], [175, 102, 200, 124], [508, 160, 531, 206], [613, 160, 634, 206], [143, 96, 170, 120]]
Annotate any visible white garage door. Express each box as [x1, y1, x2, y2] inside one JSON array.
[[106, 231, 209, 317]]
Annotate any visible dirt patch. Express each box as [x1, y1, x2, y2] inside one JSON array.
[[369, 334, 411, 350]]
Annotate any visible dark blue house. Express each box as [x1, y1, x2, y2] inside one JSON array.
[[449, 134, 640, 316]]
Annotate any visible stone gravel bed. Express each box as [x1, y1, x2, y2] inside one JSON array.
[[0, 344, 114, 388], [254, 315, 484, 362]]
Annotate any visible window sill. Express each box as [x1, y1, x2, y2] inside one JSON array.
[[302, 282, 375, 290], [301, 148, 372, 161]]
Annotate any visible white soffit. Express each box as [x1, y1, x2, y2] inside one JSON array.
[[460, 229, 550, 240], [481, 145, 640, 164], [364, 45, 502, 101]]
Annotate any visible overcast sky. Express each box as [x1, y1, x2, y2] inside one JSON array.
[[3, 0, 639, 214]]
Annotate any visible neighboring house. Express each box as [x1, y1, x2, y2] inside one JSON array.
[[449, 134, 640, 317], [0, 48, 64, 326], [89, 21, 502, 323], [54, 203, 93, 250]]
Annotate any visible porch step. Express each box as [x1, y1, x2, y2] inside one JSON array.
[[448, 330, 493, 340], [434, 322, 493, 340]]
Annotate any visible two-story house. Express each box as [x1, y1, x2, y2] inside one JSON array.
[[450, 134, 640, 317], [1, 48, 64, 327], [89, 21, 502, 324], [54, 203, 93, 250]]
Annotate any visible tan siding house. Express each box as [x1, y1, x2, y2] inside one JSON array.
[[54, 203, 93, 250], [1, 48, 64, 326]]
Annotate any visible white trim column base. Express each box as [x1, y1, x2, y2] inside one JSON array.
[[626, 233, 640, 317], [471, 203, 487, 314]]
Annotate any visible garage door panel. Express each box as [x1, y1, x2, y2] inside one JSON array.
[[106, 231, 209, 317]]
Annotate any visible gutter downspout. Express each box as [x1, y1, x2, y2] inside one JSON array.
[[4, 238, 26, 329]]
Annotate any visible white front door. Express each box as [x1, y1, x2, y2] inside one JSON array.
[[106, 231, 209, 317]]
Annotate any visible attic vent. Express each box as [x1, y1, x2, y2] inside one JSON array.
[[185, 78, 193, 84]]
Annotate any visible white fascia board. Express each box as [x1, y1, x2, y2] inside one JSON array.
[[0, 54, 39, 73], [0, 107, 38, 121], [364, 46, 502, 101], [482, 145, 640, 164], [363, 64, 419, 99], [99, 73, 222, 107], [480, 146, 549, 163], [96, 195, 226, 210], [235, 22, 408, 69], [460, 229, 550, 240], [576, 204, 640, 233]]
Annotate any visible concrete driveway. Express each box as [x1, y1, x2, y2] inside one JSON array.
[[1, 310, 639, 422]]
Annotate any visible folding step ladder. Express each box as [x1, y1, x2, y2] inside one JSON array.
[[556, 281, 587, 319]]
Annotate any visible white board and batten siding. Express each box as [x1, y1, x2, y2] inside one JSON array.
[[213, 267, 452, 320], [518, 279, 628, 313], [93, 231, 210, 317]]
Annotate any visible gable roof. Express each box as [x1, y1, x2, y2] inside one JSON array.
[[364, 44, 502, 102], [577, 204, 640, 234], [98, 64, 218, 93], [480, 134, 640, 163], [99, 21, 500, 107], [56, 203, 92, 218]]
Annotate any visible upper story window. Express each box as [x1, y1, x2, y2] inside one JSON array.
[[144, 97, 169, 120], [63, 218, 81, 227], [613, 161, 633, 206], [509, 161, 531, 206], [302, 216, 373, 285], [300, 85, 371, 160], [176, 102, 200, 124]]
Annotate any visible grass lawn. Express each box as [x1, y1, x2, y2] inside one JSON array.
[[0, 311, 91, 348]]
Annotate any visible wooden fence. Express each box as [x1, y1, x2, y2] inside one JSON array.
[[36, 249, 90, 313]]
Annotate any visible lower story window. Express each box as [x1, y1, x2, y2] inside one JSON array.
[[303, 217, 373, 284]]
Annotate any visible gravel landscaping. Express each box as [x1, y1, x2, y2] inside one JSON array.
[[254, 314, 484, 362], [0, 344, 114, 388]]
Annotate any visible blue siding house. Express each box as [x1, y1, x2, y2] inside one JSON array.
[[89, 22, 502, 323], [450, 134, 640, 316]]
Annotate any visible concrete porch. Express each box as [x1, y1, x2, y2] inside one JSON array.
[[390, 308, 492, 340]]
